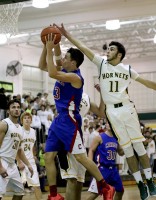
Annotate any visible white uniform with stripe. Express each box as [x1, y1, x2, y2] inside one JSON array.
[[20, 127, 40, 186], [60, 93, 90, 182], [0, 118, 24, 197], [92, 55, 145, 148]]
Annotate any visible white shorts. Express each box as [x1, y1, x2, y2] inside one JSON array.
[[88, 178, 98, 194], [20, 162, 40, 187], [59, 153, 86, 183], [106, 101, 145, 148], [71, 131, 86, 154], [116, 154, 124, 165], [0, 159, 24, 197]]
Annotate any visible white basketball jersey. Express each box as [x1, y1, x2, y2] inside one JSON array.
[[0, 118, 23, 163], [92, 55, 139, 105], [79, 93, 90, 117], [21, 127, 36, 162]]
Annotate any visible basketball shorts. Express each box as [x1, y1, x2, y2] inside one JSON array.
[[88, 165, 123, 193], [20, 161, 40, 187], [45, 112, 86, 154], [116, 154, 124, 165], [106, 101, 145, 148], [0, 159, 24, 197], [58, 152, 86, 183]]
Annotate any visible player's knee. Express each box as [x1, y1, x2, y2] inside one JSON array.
[[133, 142, 146, 156], [44, 152, 57, 164], [74, 153, 85, 163], [123, 145, 134, 158]]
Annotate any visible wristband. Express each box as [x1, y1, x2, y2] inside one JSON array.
[[55, 55, 62, 61]]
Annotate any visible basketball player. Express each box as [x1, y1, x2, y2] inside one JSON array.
[[58, 93, 90, 200], [0, 99, 33, 200], [39, 34, 114, 200], [87, 122, 124, 200], [54, 23, 156, 200], [17, 112, 42, 200]]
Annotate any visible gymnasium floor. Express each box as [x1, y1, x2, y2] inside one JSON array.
[[3, 185, 156, 200]]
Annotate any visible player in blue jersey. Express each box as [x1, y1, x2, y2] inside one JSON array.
[[39, 34, 114, 200], [87, 122, 124, 200]]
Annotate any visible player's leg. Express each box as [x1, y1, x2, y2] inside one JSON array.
[[7, 164, 24, 200], [12, 196, 23, 200], [87, 178, 99, 200], [58, 152, 85, 200], [65, 178, 83, 200], [106, 106, 149, 200], [44, 152, 58, 193], [87, 192, 99, 200], [33, 186, 42, 200]]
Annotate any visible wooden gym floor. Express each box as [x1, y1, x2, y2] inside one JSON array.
[[3, 185, 156, 200]]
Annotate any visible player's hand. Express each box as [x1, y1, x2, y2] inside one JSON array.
[[27, 165, 34, 177], [45, 33, 57, 50], [0, 166, 8, 178], [94, 84, 101, 92], [18, 162, 25, 171], [54, 23, 67, 36]]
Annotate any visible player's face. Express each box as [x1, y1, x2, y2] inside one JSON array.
[[8, 102, 21, 118], [105, 122, 111, 131], [106, 45, 119, 61], [62, 52, 73, 71], [22, 115, 32, 126]]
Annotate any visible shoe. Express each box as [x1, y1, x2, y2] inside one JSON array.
[[47, 194, 64, 200], [146, 178, 156, 196], [101, 184, 115, 200], [137, 181, 150, 200]]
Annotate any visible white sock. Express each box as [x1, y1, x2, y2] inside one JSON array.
[[143, 168, 152, 180], [133, 171, 143, 183]]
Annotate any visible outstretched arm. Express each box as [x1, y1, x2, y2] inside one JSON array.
[[136, 76, 156, 90], [54, 23, 95, 61]]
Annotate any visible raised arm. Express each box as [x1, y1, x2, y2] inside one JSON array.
[[54, 43, 62, 71], [46, 34, 82, 87], [38, 45, 48, 72], [54, 23, 95, 61]]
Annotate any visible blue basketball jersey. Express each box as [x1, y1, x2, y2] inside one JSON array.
[[53, 69, 84, 114], [94, 133, 118, 167]]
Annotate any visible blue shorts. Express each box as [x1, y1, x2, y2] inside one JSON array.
[[45, 112, 83, 153], [99, 165, 124, 192]]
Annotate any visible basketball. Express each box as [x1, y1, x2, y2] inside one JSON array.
[[40, 26, 61, 44]]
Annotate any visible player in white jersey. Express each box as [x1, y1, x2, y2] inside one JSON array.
[[17, 112, 42, 200], [55, 23, 156, 200], [59, 92, 106, 200], [0, 99, 33, 200]]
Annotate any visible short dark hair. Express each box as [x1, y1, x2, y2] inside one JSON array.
[[67, 47, 84, 68], [109, 41, 126, 61], [7, 99, 21, 109]]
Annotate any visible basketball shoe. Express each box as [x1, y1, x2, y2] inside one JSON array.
[[101, 184, 115, 200], [47, 194, 64, 200], [146, 178, 156, 196], [137, 181, 150, 200]]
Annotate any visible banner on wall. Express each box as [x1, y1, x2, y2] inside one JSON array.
[[0, 81, 13, 93]]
